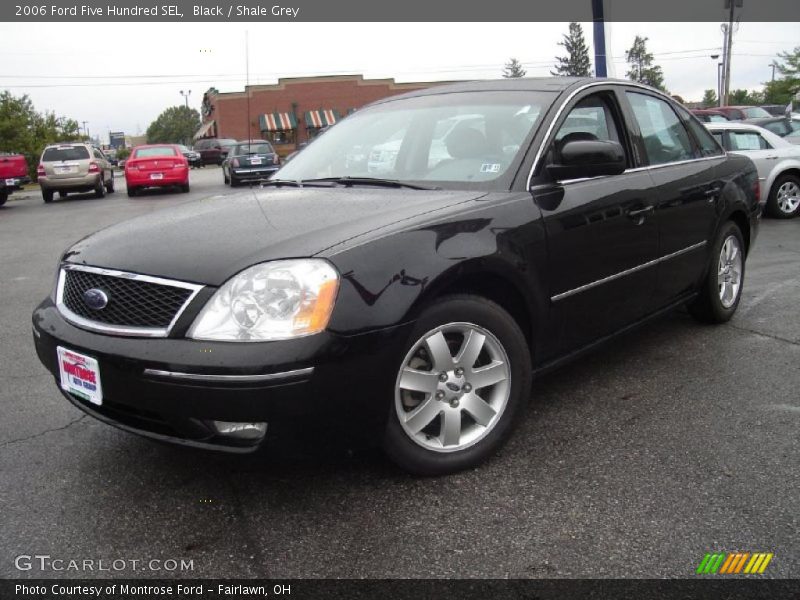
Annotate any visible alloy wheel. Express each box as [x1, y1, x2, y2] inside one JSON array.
[[776, 180, 800, 215], [395, 322, 511, 453], [718, 235, 743, 308]]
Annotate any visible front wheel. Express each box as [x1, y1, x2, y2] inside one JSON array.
[[766, 174, 800, 219], [383, 295, 531, 475], [689, 221, 745, 323]]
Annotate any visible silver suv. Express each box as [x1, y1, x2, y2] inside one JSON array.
[[38, 143, 114, 203]]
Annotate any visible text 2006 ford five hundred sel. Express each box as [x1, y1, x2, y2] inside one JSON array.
[[33, 78, 760, 475]]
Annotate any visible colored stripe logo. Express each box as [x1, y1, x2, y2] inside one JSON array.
[[696, 552, 773, 574]]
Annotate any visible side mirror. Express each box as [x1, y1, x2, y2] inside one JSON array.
[[546, 139, 626, 181]]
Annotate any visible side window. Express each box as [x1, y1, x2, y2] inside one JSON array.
[[554, 95, 621, 144], [626, 92, 695, 165], [678, 108, 725, 157], [728, 131, 771, 151], [93, 148, 104, 160]]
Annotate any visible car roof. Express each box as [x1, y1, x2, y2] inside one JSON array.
[[706, 122, 765, 131], [366, 77, 656, 106], [706, 121, 793, 147], [745, 116, 789, 124]]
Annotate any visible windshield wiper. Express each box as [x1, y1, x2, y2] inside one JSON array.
[[300, 176, 440, 190]]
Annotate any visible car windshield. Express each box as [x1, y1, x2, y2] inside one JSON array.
[[275, 91, 555, 188], [134, 147, 177, 158], [42, 146, 90, 161], [742, 107, 771, 118], [234, 143, 273, 155]]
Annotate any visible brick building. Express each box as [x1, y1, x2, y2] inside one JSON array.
[[194, 74, 443, 156]]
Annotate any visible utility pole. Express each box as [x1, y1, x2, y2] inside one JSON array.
[[81, 121, 89, 139], [180, 89, 191, 108], [722, 0, 741, 106], [770, 63, 776, 81]]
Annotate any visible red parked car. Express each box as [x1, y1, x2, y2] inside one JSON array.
[[0, 153, 31, 206], [715, 105, 772, 120], [124, 144, 189, 197]]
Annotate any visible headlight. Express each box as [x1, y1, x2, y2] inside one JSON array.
[[188, 259, 339, 341]]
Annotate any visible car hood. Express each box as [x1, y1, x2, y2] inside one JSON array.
[[62, 187, 483, 286]]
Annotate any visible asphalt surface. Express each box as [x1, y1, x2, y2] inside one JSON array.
[[0, 168, 798, 579]]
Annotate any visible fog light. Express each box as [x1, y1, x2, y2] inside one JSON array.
[[211, 421, 267, 440]]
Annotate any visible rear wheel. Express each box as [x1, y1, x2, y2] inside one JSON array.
[[230, 176, 240, 188], [94, 179, 106, 199], [105, 173, 115, 193], [58, 191, 68, 199], [383, 295, 531, 475], [766, 174, 800, 219], [127, 186, 137, 198], [0, 190, 8, 206], [181, 183, 190, 193], [42, 189, 54, 203], [689, 221, 745, 323], [223, 170, 230, 185]]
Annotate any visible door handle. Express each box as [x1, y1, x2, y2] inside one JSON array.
[[626, 205, 654, 218], [705, 187, 722, 200], [765, 156, 779, 160]]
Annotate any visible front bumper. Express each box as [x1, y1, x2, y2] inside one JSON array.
[[33, 298, 412, 452]]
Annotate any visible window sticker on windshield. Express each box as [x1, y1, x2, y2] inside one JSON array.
[[480, 163, 501, 173]]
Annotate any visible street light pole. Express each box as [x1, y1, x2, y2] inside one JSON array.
[[180, 89, 191, 108]]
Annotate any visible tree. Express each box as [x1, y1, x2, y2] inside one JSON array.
[[625, 36, 666, 91], [502, 58, 527, 78], [0, 91, 82, 179], [728, 89, 764, 105], [146, 106, 201, 145], [551, 22, 592, 77], [762, 46, 800, 105], [701, 89, 718, 108]]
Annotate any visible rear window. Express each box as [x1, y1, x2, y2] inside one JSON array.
[[708, 114, 728, 122], [233, 143, 274, 155], [741, 107, 771, 119], [42, 146, 90, 161], [134, 147, 177, 158]]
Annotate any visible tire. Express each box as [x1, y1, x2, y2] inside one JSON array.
[[0, 191, 8, 207], [106, 173, 115, 193], [94, 178, 106, 199], [230, 176, 240, 188], [42, 189, 54, 203], [766, 173, 800, 219], [58, 191, 68, 199], [383, 295, 531, 475], [181, 183, 190, 193], [223, 170, 230, 185], [127, 187, 137, 198], [689, 221, 745, 324]]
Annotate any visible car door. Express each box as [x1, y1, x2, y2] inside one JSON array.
[[94, 148, 111, 183], [531, 87, 660, 355], [622, 91, 724, 306]]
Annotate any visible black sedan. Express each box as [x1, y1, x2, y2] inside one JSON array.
[[177, 144, 203, 168], [33, 78, 760, 475], [222, 140, 281, 186]]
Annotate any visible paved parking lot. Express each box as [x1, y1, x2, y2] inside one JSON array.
[[0, 171, 798, 578]]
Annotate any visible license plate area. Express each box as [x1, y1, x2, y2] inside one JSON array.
[[150, 173, 163, 180], [57, 346, 103, 405], [5, 178, 17, 186]]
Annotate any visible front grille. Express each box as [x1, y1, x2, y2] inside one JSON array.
[[60, 267, 196, 330]]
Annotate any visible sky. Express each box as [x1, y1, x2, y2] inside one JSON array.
[[0, 21, 796, 144]]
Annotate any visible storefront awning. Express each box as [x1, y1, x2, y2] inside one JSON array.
[[304, 109, 340, 128], [259, 112, 298, 131], [194, 120, 216, 140]]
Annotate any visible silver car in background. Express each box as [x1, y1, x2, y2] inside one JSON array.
[[37, 143, 115, 203], [707, 122, 800, 219]]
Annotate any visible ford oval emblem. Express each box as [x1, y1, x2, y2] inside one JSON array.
[[83, 288, 109, 310]]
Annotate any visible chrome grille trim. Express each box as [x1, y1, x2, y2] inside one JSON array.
[[55, 264, 204, 338]]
